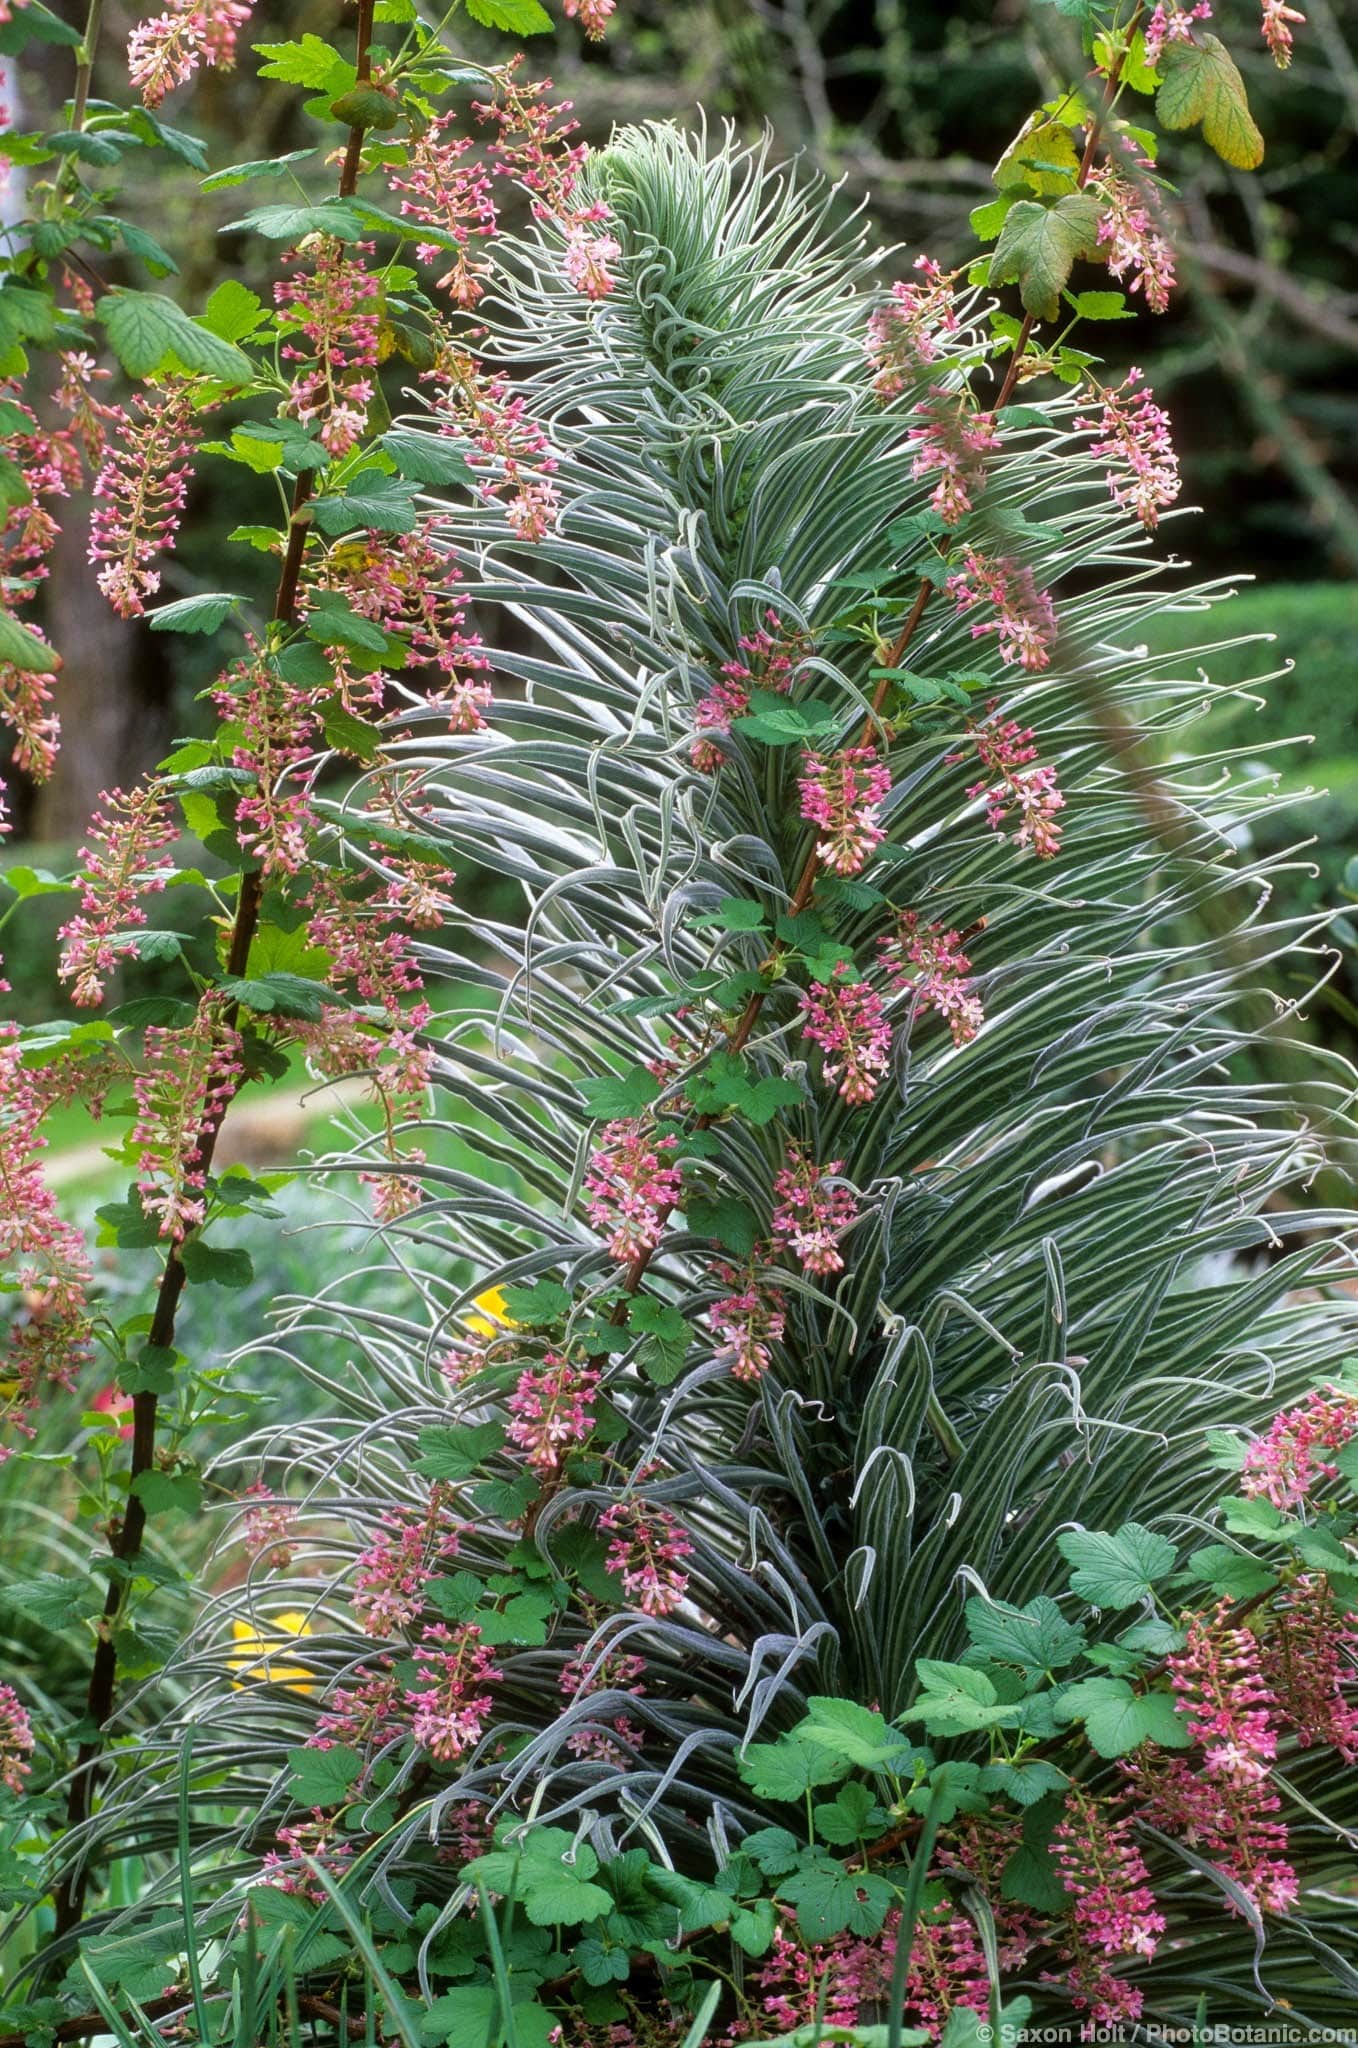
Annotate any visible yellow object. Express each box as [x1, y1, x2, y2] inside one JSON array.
[[228, 1611, 317, 1695], [465, 1285, 516, 1338]]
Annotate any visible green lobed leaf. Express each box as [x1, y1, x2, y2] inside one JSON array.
[[285, 1744, 362, 1807], [1055, 1676, 1190, 1757], [98, 290, 253, 384], [988, 193, 1103, 321], [1056, 1520, 1178, 1607]]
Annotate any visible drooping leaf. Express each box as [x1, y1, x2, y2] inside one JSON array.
[[1156, 34, 1264, 170]]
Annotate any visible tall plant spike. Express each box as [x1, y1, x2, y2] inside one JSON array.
[[15, 123, 1358, 2043]]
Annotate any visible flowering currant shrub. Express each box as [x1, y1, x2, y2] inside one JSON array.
[[1, 0, 1356, 2044]]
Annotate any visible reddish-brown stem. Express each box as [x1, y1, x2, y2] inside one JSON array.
[[54, 8, 380, 1939]]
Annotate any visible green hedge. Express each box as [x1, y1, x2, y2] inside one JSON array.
[[1141, 581, 1356, 759]]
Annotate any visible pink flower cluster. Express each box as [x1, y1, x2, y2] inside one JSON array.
[[770, 1143, 861, 1277], [241, 1484, 298, 1573], [560, 1644, 648, 1764], [0, 1682, 34, 1793], [907, 395, 1000, 526], [903, 1907, 991, 2033], [966, 705, 1065, 859], [708, 1266, 787, 1382], [131, 995, 244, 1239], [88, 386, 198, 616], [798, 746, 892, 876], [947, 548, 1059, 673], [562, 0, 617, 39], [507, 1352, 600, 1471], [1240, 1383, 1358, 1511], [878, 909, 984, 1046], [799, 965, 893, 1105], [127, 0, 253, 107], [425, 341, 561, 542], [1126, 1605, 1298, 1916], [388, 116, 498, 308], [477, 63, 621, 301], [692, 609, 811, 772], [753, 1917, 899, 2034], [1143, 1, 1212, 65], [1262, 1576, 1358, 1762], [352, 1490, 458, 1638], [1092, 168, 1177, 314], [407, 1621, 501, 1761], [275, 238, 382, 459], [598, 1498, 694, 1616], [259, 1807, 353, 1904], [1052, 1787, 1164, 2026], [57, 783, 177, 1006], [1077, 368, 1180, 531], [866, 257, 959, 399], [584, 1119, 682, 1267], [313, 1662, 405, 1751], [1262, 0, 1306, 64], [0, 1031, 92, 1449]]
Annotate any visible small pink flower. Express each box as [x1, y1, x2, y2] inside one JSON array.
[[1076, 368, 1180, 530], [1054, 1785, 1165, 1963], [1240, 1384, 1358, 1511], [692, 610, 810, 772], [131, 994, 244, 1240], [1142, 1, 1212, 65], [584, 1119, 682, 1266], [799, 966, 892, 1105], [907, 394, 1000, 525], [242, 1484, 298, 1572], [563, 227, 622, 299], [947, 549, 1058, 674], [709, 1266, 786, 1382], [0, 1683, 34, 1793], [770, 1144, 861, 1277], [259, 1809, 353, 1903], [507, 1351, 600, 1470], [388, 118, 498, 306], [313, 1662, 405, 1750], [878, 910, 984, 1046], [562, 0, 616, 38], [964, 702, 1064, 858], [405, 1622, 501, 1761], [1125, 1604, 1298, 1919], [57, 783, 177, 1006], [90, 1385, 135, 1441], [866, 257, 959, 398], [352, 1490, 458, 1639], [1092, 168, 1176, 314], [1262, 1576, 1358, 1763], [798, 746, 892, 876], [560, 1644, 647, 1763], [88, 386, 198, 617], [1261, 0, 1305, 64], [127, 0, 253, 106], [598, 1498, 693, 1616]]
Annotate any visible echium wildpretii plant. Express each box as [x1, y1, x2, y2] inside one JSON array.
[[4, 2, 1358, 2046]]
